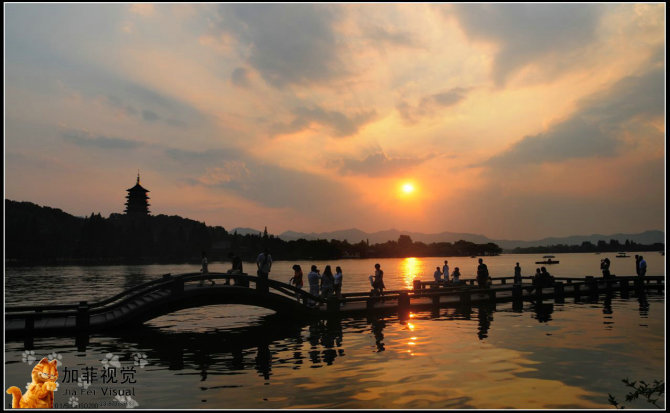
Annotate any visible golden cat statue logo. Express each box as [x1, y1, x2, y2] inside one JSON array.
[[6, 358, 58, 408]]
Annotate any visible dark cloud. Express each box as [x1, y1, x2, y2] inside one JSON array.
[[397, 87, 470, 123], [451, 4, 604, 86], [273, 105, 376, 138], [335, 151, 434, 177], [104, 95, 192, 127], [215, 4, 345, 88], [231, 67, 251, 88], [141, 109, 160, 122], [481, 67, 664, 168], [165, 147, 360, 214], [62, 130, 143, 150]]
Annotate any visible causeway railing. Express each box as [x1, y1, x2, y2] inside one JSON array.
[[6, 273, 664, 319]]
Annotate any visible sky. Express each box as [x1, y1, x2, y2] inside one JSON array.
[[4, 3, 666, 240]]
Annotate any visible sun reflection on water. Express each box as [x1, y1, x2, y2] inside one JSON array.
[[401, 257, 425, 289]]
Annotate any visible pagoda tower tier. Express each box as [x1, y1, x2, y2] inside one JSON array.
[[125, 173, 150, 215]]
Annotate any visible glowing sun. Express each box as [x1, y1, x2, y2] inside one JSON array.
[[402, 183, 415, 194]]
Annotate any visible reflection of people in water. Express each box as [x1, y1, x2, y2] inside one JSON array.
[[477, 304, 493, 340], [370, 317, 386, 352], [533, 303, 554, 323], [255, 341, 272, 380]]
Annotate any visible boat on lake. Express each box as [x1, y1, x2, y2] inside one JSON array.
[[616, 252, 630, 258], [535, 255, 559, 264]]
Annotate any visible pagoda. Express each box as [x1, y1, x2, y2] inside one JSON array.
[[125, 172, 150, 216]]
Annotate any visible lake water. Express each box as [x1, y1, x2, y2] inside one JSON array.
[[4, 253, 666, 409]]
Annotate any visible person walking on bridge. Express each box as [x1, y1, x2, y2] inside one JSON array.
[[514, 262, 522, 285], [372, 263, 386, 302], [334, 266, 344, 300], [256, 248, 272, 279], [476, 258, 489, 288], [307, 265, 321, 308], [638, 256, 647, 277], [199, 251, 215, 286], [433, 266, 443, 285], [289, 264, 304, 302], [442, 260, 450, 284], [321, 265, 335, 297]]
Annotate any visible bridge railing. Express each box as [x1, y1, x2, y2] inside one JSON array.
[[5, 272, 663, 317]]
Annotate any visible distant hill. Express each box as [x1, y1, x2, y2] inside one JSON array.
[[279, 228, 665, 250]]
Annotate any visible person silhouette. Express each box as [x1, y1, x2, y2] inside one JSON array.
[[199, 251, 215, 286], [433, 266, 443, 284], [372, 263, 385, 301], [514, 262, 522, 285], [476, 258, 489, 288], [307, 265, 321, 307], [289, 264, 304, 302], [451, 267, 461, 284]]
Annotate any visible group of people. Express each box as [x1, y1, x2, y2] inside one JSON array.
[[432, 260, 462, 285], [289, 264, 344, 307]]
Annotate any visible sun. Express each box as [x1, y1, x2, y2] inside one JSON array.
[[402, 182, 415, 194]]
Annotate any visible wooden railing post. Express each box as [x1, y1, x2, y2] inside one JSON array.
[[413, 279, 422, 291], [25, 313, 35, 332], [76, 301, 89, 330], [512, 284, 523, 302], [459, 291, 471, 307], [171, 277, 184, 295], [398, 291, 410, 318], [554, 282, 564, 303], [620, 279, 629, 298], [586, 276, 598, 299], [366, 295, 376, 312], [257, 277, 269, 294], [327, 296, 339, 313], [432, 293, 440, 307], [237, 274, 250, 288]]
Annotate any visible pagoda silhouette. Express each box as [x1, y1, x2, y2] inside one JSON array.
[[125, 172, 150, 216]]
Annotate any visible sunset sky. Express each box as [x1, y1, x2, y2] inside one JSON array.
[[4, 3, 666, 240]]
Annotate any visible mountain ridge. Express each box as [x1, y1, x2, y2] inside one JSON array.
[[251, 228, 665, 250]]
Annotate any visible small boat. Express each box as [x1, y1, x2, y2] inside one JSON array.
[[616, 252, 630, 258], [535, 256, 559, 264]]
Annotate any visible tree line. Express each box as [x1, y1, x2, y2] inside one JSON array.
[[5, 200, 503, 266], [510, 239, 664, 254]]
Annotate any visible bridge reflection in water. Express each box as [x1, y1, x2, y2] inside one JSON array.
[[12, 285, 656, 384]]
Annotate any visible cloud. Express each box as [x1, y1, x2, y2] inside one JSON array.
[[62, 129, 143, 150], [397, 87, 470, 123], [334, 151, 434, 177], [103, 95, 192, 127], [141, 109, 160, 122], [165, 147, 360, 213], [364, 24, 417, 48], [231, 67, 251, 88], [214, 4, 345, 88], [481, 66, 664, 168], [451, 4, 604, 86], [272, 105, 376, 138]]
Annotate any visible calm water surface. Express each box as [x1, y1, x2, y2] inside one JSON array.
[[4, 253, 666, 409]]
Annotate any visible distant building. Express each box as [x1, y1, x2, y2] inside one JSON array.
[[125, 173, 150, 216]]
